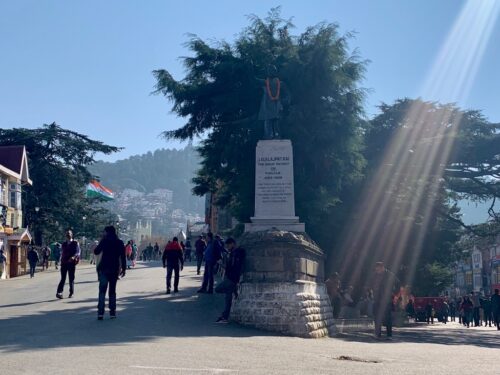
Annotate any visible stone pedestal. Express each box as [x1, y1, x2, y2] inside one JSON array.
[[231, 230, 335, 338], [245, 140, 305, 233]]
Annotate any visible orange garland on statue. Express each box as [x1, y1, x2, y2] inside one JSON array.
[[265, 78, 281, 101]]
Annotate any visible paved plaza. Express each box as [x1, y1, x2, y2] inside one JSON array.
[[1, 263, 498, 375]]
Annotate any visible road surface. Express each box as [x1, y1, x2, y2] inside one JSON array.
[[0, 262, 498, 374]]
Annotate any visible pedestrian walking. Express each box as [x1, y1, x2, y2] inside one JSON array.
[[481, 295, 493, 327], [197, 232, 222, 294], [425, 302, 434, 324], [325, 272, 342, 319], [457, 297, 464, 324], [449, 300, 456, 322], [184, 239, 192, 262], [41, 245, 51, 270], [130, 240, 137, 267], [94, 226, 126, 320], [0, 248, 6, 279], [195, 235, 206, 275], [461, 296, 473, 328], [471, 291, 481, 327], [56, 229, 81, 299], [405, 298, 416, 321], [162, 237, 184, 294], [215, 238, 245, 324], [371, 261, 399, 339], [491, 289, 500, 330], [442, 301, 449, 324], [53, 243, 61, 270], [154, 242, 160, 261], [27, 246, 39, 278], [125, 241, 133, 269]]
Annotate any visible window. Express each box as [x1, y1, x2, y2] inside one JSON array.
[[465, 271, 473, 286], [493, 265, 500, 285], [9, 183, 21, 210]]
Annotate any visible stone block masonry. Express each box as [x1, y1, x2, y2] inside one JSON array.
[[231, 281, 335, 338], [232, 230, 335, 338]]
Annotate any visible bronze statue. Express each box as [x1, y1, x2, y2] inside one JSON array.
[[258, 67, 284, 139]]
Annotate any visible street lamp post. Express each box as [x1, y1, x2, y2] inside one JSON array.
[[34, 207, 41, 246], [82, 215, 87, 259]]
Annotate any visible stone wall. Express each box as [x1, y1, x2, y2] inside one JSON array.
[[231, 280, 335, 338], [238, 230, 324, 283]]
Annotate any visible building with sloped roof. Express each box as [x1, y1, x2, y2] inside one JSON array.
[[0, 145, 33, 279]]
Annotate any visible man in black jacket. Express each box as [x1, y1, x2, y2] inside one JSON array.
[[56, 229, 81, 299], [371, 261, 399, 339], [492, 289, 500, 330], [215, 238, 245, 323], [94, 226, 126, 320], [27, 246, 39, 278], [195, 236, 206, 275]]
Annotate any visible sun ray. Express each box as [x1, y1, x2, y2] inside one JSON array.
[[336, 0, 500, 296]]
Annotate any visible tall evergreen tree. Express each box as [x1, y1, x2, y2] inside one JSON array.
[[0, 122, 121, 243], [337, 99, 500, 295], [153, 9, 366, 248]]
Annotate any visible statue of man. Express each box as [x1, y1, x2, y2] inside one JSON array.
[[258, 67, 284, 139]]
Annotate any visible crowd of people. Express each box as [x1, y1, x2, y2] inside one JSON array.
[[20, 228, 500, 334], [45, 226, 245, 323], [325, 262, 500, 339]]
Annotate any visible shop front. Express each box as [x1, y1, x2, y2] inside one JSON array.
[[1, 228, 32, 279]]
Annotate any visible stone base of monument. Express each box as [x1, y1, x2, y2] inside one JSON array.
[[231, 230, 335, 338], [244, 216, 305, 233]]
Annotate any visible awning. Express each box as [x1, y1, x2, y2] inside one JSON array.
[[8, 228, 32, 243]]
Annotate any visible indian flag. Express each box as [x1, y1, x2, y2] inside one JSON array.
[[86, 180, 114, 201]]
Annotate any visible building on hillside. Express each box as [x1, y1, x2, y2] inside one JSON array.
[[128, 219, 152, 243], [488, 236, 500, 292], [452, 235, 500, 296], [0, 146, 33, 279]]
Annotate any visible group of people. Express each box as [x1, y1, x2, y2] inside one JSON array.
[[26, 243, 62, 278], [50, 226, 245, 323], [327, 262, 500, 339], [159, 232, 245, 323], [449, 291, 500, 329]]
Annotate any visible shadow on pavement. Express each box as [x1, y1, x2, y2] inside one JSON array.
[[0, 300, 57, 309], [334, 324, 500, 349], [0, 283, 273, 353]]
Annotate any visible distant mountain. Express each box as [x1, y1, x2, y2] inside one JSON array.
[[89, 145, 204, 215]]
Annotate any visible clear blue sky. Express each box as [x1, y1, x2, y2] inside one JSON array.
[[1, 0, 499, 164]]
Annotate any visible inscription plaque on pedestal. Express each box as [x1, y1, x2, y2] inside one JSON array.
[[245, 139, 304, 232], [255, 140, 295, 217]]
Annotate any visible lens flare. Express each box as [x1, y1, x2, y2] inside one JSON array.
[[335, 0, 500, 295]]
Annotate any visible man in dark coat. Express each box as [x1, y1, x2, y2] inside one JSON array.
[[162, 237, 184, 294], [215, 238, 245, 323], [194, 235, 206, 275], [198, 232, 222, 294], [371, 261, 399, 339], [56, 229, 81, 299], [491, 289, 500, 330], [481, 296, 493, 327], [27, 246, 39, 278], [94, 226, 126, 320]]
